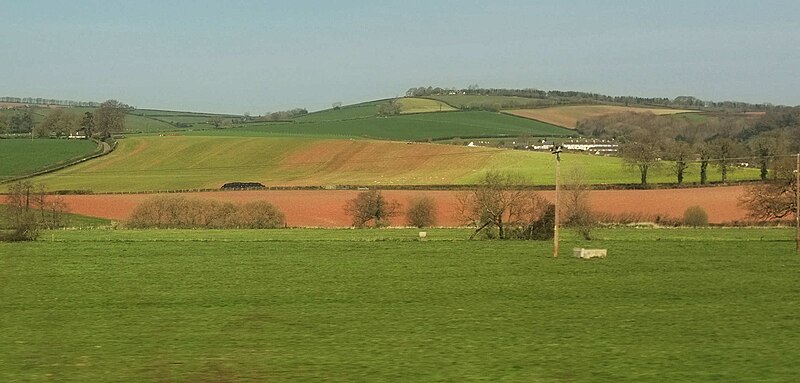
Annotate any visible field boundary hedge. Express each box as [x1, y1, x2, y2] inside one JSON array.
[[22, 179, 762, 196]]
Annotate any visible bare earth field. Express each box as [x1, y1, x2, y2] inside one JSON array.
[[58, 186, 750, 226], [507, 105, 698, 128]]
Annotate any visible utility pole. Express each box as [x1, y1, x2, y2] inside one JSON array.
[[796, 153, 799, 252], [552, 144, 562, 258]]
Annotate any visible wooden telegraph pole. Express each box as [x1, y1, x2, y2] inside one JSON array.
[[552, 144, 562, 258]]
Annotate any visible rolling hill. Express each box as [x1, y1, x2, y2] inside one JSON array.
[[200, 111, 573, 141], [28, 135, 759, 193]]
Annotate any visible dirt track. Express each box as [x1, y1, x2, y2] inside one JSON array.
[[58, 186, 751, 227]]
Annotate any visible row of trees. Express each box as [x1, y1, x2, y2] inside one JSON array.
[[0, 96, 100, 107], [578, 108, 800, 185], [258, 108, 309, 122]]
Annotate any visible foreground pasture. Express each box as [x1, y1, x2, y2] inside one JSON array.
[[1, 228, 798, 382]]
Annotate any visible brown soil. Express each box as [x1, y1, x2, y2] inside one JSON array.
[[58, 186, 751, 227]]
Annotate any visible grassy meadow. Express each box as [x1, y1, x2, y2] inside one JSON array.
[[0, 139, 100, 180], [25, 135, 761, 192], [1, 227, 798, 382]]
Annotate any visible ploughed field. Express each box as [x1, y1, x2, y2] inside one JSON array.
[[2, 227, 798, 382], [28, 135, 759, 193], [60, 186, 752, 226]]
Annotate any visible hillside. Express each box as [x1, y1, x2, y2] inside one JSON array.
[[201, 111, 573, 141], [28, 135, 759, 193], [506, 105, 699, 128]]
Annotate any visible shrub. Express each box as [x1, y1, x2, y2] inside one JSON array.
[[405, 196, 437, 228], [126, 195, 285, 229], [683, 206, 709, 227], [510, 204, 555, 240], [345, 190, 399, 228]]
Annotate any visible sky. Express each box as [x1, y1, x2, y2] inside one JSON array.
[[2, 0, 799, 114]]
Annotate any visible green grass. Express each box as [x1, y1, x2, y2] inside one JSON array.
[[0, 139, 99, 180], [1, 227, 798, 382], [195, 111, 574, 141]]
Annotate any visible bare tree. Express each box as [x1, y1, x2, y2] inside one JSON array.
[[619, 135, 662, 185], [711, 137, 745, 183], [562, 167, 595, 240], [459, 172, 546, 239], [345, 190, 400, 228], [740, 157, 797, 220], [405, 195, 437, 228], [748, 132, 788, 181], [2, 181, 69, 241], [696, 142, 713, 185], [665, 140, 693, 185]]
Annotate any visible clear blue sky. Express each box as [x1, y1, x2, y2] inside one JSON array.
[[2, 1, 798, 114]]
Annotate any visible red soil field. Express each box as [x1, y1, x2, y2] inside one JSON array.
[[57, 186, 751, 227]]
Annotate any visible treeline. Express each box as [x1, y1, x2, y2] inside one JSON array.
[[127, 195, 286, 229], [576, 107, 800, 185], [1, 96, 101, 108], [258, 108, 308, 121], [0, 100, 129, 138], [406, 85, 776, 111]]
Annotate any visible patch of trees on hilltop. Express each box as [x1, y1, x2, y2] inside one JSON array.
[[406, 85, 774, 111], [1, 96, 101, 108]]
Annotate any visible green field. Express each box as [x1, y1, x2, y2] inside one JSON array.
[[0, 139, 100, 180], [1, 227, 798, 381], [198, 111, 573, 141], [27, 135, 760, 192]]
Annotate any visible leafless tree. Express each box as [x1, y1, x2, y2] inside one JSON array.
[[458, 171, 546, 239], [345, 190, 400, 228]]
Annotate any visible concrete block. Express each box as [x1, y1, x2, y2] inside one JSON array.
[[572, 248, 607, 259]]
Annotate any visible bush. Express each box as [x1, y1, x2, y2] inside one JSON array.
[[405, 196, 437, 228], [345, 190, 399, 228], [126, 195, 285, 229], [683, 206, 709, 227], [510, 204, 555, 240]]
